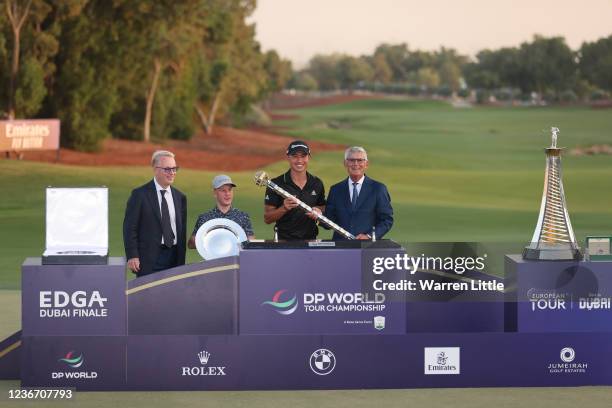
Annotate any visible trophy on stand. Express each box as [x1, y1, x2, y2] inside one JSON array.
[[42, 187, 109, 264], [523, 127, 582, 261]]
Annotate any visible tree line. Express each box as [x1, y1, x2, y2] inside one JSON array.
[[290, 35, 612, 103], [3, 1, 611, 153], [0, 0, 292, 151]]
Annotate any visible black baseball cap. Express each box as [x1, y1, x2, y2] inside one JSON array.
[[286, 140, 310, 156]]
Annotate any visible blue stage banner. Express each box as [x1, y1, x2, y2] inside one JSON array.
[[21, 258, 126, 336], [127, 257, 239, 335], [16, 332, 612, 390], [506, 255, 612, 332], [20, 336, 126, 391], [239, 248, 407, 334], [123, 333, 612, 390]]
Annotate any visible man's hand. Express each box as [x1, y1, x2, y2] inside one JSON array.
[[306, 207, 322, 220], [355, 233, 370, 240], [283, 196, 299, 211], [127, 257, 140, 273]]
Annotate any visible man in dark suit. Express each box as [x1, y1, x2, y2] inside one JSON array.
[[123, 150, 187, 276], [324, 146, 393, 240]]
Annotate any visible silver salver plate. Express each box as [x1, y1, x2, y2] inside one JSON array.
[[195, 218, 247, 260]]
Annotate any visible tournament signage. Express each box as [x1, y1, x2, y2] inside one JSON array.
[[239, 248, 407, 334], [424, 347, 461, 375], [309, 349, 337, 375], [180, 350, 228, 377], [21, 257, 126, 336], [39, 290, 108, 318], [15, 248, 612, 390], [548, 347, 588, 375], [506, 255, 612, 332], [126, 336, 238, 389], [53, 351, 98, 379], [20, 336, 126, 390], [0, 119, 60, 151]]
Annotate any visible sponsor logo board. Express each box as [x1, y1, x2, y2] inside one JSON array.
[[52, 351, 98, 379], [424, 347, 460, 375], [181, 350, 227, 376], [261, 289, 386, 327], [309, 349, 336, 376], [548, 347, 588, 375], [0, 119, 60, 151]]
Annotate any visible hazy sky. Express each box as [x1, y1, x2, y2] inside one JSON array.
[[251, 0, 612, 67]]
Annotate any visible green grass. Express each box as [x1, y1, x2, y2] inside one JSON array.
[[1, 99, 612, 288], [1, 380, 612, 408], [278, 99, 612, 231], [2, 98, 612, 405]]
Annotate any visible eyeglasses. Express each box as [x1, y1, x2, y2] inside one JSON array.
[[346, 158, 366, 164], [156, 167, 179, 174]]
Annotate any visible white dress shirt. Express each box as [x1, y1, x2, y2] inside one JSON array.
[[153, 178, 177, 245], [348, 176, 365, 202]]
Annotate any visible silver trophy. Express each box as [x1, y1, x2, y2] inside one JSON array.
[[194, 218, 247, 260], [523, 127, 582, 260]]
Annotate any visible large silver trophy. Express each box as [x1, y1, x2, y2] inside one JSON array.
[[523, 127, 582, 260], [254, 171, 355, 240]]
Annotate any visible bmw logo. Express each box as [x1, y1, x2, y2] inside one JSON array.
[[309, 348, 336, 375]]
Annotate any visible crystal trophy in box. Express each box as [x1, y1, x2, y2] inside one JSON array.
[[586, 236, 612, 261], [523, 128, 582, 261], [42, 187, 109, 265]]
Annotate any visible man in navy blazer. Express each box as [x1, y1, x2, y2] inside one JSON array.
[[324, 146, 393, 240], [123, 150, 187, 276]]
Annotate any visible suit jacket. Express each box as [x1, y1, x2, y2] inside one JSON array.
[[324, 176, 393, 240], [123, 180, 187, 275]]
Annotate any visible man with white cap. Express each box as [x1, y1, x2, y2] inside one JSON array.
[[188, 174, 254, 249]]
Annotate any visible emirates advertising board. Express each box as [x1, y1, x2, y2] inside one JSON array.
[[0, 119, 60, 151]]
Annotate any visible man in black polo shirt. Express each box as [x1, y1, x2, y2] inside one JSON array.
[[264, 140, 326, 240]]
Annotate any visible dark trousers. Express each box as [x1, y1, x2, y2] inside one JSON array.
[[152, 245, 178, 272]]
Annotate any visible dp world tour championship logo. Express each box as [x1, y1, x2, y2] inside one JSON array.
[[261, 289, 298, 315], [59, 351, 84, 368]]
